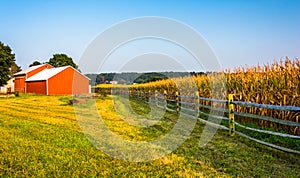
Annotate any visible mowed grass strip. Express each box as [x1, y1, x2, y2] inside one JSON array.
[[0, 95, 299, 177], [0, 95, 78, 131], [95, 96, 178, 141]]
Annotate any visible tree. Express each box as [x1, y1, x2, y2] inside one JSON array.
[[48, 54, 78, 69], [9, 62, 21, 78], [0, 41, 15, 86], [29, 60, 42, 67]]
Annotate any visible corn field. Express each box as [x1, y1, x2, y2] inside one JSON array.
[[94, 57, 300, 135]]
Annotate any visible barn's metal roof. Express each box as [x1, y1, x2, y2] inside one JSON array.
[[25, 66, 69, 81], [14, 64, 49, 76], [25, 66, 90, 82]]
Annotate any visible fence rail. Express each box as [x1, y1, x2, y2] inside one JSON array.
[[114, 90, 300, 154], [231, 101, 300, 112]]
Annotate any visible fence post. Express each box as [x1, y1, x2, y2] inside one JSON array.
[[175, 91, 179, 114], [155, 90, 158, 107], [164, 90, 167, 110], [228, 94, 235, 136], [195, 91, 199, 118]]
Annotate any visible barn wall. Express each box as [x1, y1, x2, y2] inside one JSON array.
[[14, 75, 26, 93], [27, 64, 53, 78], [13, 64, 53, 94], [73, 70, 90, 94], [0, 87, 7, 94], [48, 67, 89, 95], [26, 81, 47, 95], [6, 79, 14, 92]]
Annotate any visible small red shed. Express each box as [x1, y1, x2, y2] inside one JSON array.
[[25, 66, 90, 95], [14, 64, 53, 93]]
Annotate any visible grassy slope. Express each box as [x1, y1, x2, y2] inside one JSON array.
[[0, 95, 299, 177]]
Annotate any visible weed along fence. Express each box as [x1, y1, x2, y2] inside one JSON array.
[[120, 90, 300, 154]]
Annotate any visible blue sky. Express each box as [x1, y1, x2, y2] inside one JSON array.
[[1, 0, 299, 73]]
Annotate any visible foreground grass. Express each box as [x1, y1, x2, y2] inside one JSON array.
[[0, 95, 299, 177]]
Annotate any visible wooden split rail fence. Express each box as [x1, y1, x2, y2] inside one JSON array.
[[126, 90, 300, 154]]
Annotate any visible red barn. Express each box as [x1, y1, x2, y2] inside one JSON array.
[[14, 64, 53, 93], [25, 66, 90, 95]]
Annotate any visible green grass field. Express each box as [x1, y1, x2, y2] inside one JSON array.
[[0, 94, 299, 177]]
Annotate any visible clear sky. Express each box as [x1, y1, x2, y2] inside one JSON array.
[[1, 0, 299, 73]]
